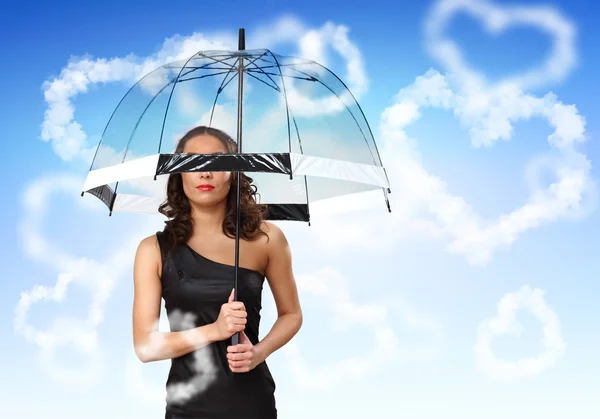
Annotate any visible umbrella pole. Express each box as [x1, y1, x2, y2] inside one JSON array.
[[232, 28, 246, 347]]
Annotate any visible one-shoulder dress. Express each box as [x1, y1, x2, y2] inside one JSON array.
[[156, 230, 277, 419]]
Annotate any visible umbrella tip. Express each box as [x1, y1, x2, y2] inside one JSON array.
[[238, 28, 245, 50]]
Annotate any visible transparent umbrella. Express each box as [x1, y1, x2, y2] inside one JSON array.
[[81, 28, 392, 344]]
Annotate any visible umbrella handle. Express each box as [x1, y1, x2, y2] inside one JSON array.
[[231, 332, 240, 346]]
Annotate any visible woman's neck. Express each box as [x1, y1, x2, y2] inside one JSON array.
[[189, 201, 227, 237]]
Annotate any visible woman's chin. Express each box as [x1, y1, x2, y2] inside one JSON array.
[[189, 196, 226, 207]]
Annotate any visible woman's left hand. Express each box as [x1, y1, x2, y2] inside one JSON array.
[[227, 331, 264, 373]]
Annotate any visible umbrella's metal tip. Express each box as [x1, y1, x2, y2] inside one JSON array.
[[80, 191, 84, 197], [238, 28, 245, 51]]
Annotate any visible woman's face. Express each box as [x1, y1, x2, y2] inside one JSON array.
[[181, 134, 232, 207]]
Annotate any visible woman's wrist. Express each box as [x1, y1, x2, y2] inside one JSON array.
[[254, 342, 270, 363], [191, 323, 220, 346]]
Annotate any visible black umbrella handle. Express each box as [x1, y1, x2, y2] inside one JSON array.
[[231, 168, 242, 347]]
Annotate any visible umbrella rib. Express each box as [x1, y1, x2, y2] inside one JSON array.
[[307, 61, 386, 170], [179, 64, 235, 78], [265, 50, 293, 162], [178, 58, 237, 79], [246, 69, 316, 82], [112, 77, 177, 205], [244, 62, 281, 89], [197, 52, 242, 68], [237, 52, 277, 87], [177, 70, 235, 83], [181, 66, 235, 70], [209, 64, 239, 127], [188, 51, 266, 79], [243, 51, 269, 69], [157, 53, 200, 157], [289, 108, 311, 214], [245, 71, 280, 92]]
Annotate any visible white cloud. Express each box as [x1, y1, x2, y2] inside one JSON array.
[[125, 314, 172, 407], [42, 15, 368, 168], [14, 173, 158, 383], [305, 69, 592, 265], [302, 1, 591, 265], [284, 22, 368, 117], [282, 267, 443, 391], [425, 0, 577, 90], [41, 35, 235, 162], [248, 15, 307, 50], [474, 285, 565, 380], [13, 172, 219, 399], [384, 70, 591, 265], [127, 310, 219, 407]]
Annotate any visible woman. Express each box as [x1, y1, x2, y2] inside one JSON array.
[[132, 126, 303, 418]]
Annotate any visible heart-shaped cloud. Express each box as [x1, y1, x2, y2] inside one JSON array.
[[474, 285, 565, 380], [40, 16, 368, 164], [281, 266, 443, 391], [384, 70, 591, 264], [425, 0, 577, 90], [14, 173, 153, 383], [307, 67, 592, 265]]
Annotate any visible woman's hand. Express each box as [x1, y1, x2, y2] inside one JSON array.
[[213, 289, 247, 341], [227, 330, 264, 373]]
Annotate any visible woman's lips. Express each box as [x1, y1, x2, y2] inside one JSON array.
[[196, 185, 215, 191]]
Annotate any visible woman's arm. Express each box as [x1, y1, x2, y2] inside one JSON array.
[[254, 222, 303, 363], [132, 235, 219, 363]]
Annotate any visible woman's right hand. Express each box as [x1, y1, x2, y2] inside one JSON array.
[[213, 289, 247, 341]]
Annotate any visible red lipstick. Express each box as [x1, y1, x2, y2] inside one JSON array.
[[196, 184, 215, 191]]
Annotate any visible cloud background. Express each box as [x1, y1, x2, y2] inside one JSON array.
[[2, 0, 600, 418]]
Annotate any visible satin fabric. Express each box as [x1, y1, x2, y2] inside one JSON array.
[[156, 230, 277, 419]]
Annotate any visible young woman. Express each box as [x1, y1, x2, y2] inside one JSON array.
[[132, 126, 303, 418]]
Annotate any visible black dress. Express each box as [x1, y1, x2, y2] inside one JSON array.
[[156, 230, 277, 419]]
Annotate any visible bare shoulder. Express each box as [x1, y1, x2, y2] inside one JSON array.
[[261, 221, 288, 247], [260, 221, 292, 269], [135, 233, 162, 276], [137, 233, 160, 254]]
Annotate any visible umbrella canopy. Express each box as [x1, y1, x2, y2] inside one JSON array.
[[81, 30, 391, 222], [82, 28, 392, 345]]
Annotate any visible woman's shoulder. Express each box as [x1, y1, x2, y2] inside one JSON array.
[[136, 232, 161, 255], [133, 232, 163, 274], [260, 221, 288, 247]]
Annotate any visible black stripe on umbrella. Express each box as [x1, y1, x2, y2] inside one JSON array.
[[156, 152, 292, 176], [87, 183, 309, 222]]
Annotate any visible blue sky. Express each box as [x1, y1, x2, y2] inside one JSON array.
[[2, 0, 600, 418]]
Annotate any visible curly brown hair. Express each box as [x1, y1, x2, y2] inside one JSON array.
[[158, 126, 269, 250]]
